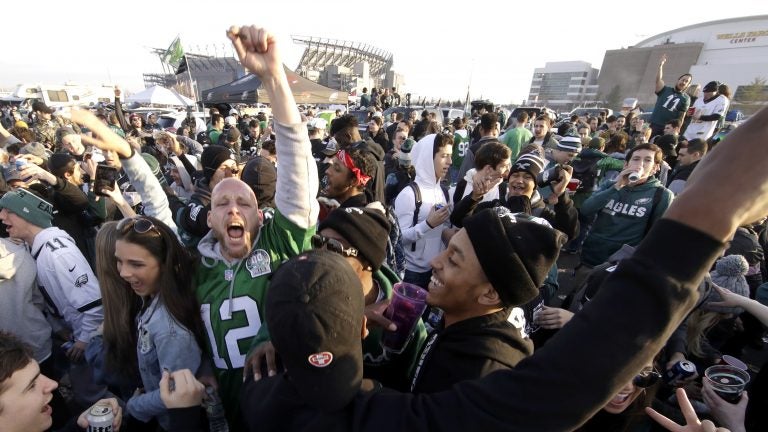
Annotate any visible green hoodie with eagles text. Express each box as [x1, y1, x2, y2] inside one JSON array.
[[580, 178, 673, 266]]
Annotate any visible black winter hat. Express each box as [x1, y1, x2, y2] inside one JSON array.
[[511, 152, 546, 180], [463, 207, 565, 306], [201, 145, 234, 182], [240, 156, 276, 209], [655, 134, 678, 158], [266, 250, 364, 412], [318, 207, 390, 270]]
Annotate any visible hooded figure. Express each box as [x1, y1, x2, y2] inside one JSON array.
[[393, 133, 451, 276], [167, 155, 194, 201]]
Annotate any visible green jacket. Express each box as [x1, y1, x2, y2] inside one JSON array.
[[196, 210, 315, 427], [194, 118, 319, 429]]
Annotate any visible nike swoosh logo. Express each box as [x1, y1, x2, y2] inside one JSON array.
[[68, 266, 76, 272]]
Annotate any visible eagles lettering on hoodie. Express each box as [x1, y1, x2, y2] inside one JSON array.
[[601, 198, 652, 218], [580, 178, 673, 266]]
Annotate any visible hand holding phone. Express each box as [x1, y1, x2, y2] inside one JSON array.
[[94, 164, 119, 196]]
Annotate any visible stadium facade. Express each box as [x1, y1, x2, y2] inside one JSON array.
[[597, 15, 768, 108], [292, 36, 396, 95]]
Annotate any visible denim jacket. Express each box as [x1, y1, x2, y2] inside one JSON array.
[[126, 295, 202, 429]]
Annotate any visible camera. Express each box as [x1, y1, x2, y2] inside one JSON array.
[[536, 164, 563, 188]]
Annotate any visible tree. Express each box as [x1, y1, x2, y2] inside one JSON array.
[[738, 77, 767, 104], [606, 85, 622, 111]]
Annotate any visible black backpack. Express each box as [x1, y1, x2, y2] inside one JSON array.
[[196, 130, 211, 146], [570, 155, 602, 192], [408, 182, 449, 252]]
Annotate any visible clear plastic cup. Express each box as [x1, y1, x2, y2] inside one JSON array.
[[380, 282, 428, 354], [704, 364, 750, 404]]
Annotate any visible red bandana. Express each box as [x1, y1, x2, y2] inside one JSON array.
[[337, 150, 371, 186]]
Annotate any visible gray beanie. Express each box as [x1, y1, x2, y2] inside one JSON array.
[[704, 254, 750, 315]]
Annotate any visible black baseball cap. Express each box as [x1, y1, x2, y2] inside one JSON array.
[[266, 250, 364, 412]]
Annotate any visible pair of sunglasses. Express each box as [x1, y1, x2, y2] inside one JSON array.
[[117, 216, 159, 236], [311, 234, 358, 258], [633, 368, 662, 388]]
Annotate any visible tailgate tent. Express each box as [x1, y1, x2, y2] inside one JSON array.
[[202, 66, 348, 105], [126, 85, 195, 106]]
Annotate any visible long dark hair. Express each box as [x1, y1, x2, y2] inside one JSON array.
[[96, 222, 141, 376], [99, 217, 206, 373]]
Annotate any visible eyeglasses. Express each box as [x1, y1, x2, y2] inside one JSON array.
[[633, 368, 662, 388], [311, 234, 358, 257], [117, 216, 159, 236]]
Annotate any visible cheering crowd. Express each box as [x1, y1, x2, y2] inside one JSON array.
[[0, 23, 767, 432]]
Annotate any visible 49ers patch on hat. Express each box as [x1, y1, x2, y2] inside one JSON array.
[[308, 352, 333, 367]]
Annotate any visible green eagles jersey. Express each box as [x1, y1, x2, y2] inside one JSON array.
[[651, 86, 690, 126], [452, 131, 469, 167], [195, 209, 315, 427]]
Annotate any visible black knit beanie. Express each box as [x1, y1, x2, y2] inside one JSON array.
[[318, 207, 391, 270], [201, 145, 234, 182], [241, 156, 277, 209], [463, 207, 565, 306]]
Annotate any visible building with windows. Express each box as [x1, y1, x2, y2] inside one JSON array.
[[526, 61, 599, 110], [598, 15, 768, 109]]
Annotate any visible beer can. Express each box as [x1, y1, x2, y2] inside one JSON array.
[[627, 171, 641, 182], [664, 360, 697, 386], [86, 404, 113, 432]]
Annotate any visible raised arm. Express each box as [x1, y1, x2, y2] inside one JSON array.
[[656, 54, 667, 94], [71, 109, 177, 231], [708, 284, 768, 327], [113, 86, 129, 132], [227, 25, 318, 228]]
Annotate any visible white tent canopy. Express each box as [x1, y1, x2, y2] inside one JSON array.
[[125, 85, 194, 106]]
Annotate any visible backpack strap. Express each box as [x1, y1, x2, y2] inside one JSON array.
[[643, 187, 665, 237], [410, 182, 422, 252]]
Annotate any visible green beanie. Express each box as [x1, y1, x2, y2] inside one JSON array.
[[0, 188, 55, 228]]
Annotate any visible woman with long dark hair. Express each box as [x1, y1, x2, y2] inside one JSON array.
[[97, 215, 205, 429]]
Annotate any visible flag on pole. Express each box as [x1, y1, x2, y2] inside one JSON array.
[[163, 36, 185, 66], [464, 88, 470, 112], [175, 56, 188, 75]]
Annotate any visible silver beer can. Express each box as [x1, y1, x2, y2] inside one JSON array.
[[86, 404, 113, 432]]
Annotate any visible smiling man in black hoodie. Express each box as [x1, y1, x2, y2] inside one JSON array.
[[409, 207, 564, 393]]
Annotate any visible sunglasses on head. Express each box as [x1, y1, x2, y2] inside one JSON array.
[[633, 368, 662, 388], [311, 234, 358, 257], [117, 216, 159, 236]]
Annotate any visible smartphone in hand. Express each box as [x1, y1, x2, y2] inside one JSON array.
[[94, 164, 118, 196]]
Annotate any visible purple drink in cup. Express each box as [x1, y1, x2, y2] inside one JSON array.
[[381, 282, 428, 353]]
